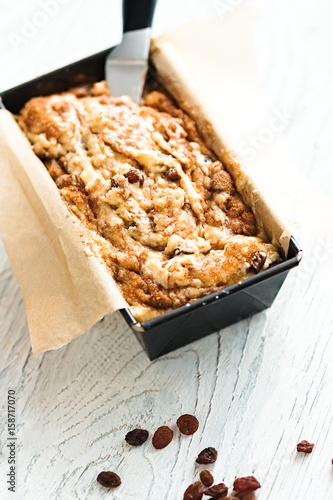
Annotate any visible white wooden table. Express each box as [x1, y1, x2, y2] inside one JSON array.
[[1, 1, 333, 499]]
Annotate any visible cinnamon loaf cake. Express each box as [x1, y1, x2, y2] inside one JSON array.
[[18, 81, 280, 322]]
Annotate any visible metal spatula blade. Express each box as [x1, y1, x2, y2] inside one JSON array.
[[105, 0, 158, 104], [106, 28, 151, 104]]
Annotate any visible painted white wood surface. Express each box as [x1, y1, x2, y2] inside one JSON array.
[[1, 0, 333, 499]]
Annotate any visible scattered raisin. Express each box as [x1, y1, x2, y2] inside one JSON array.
[[204, 482, 228, 498], [251, 252, 266, 273], [165, 168, 181, 181], [125, 428, 149, 446], [184, 481, 205, 500], [177, 414, 199, 435], [196, 447, 218, 464], [233, 477, 261, 493], [125, 169, 142, 184], [297, 440, 314, 453], [111, 178, 119, 188], [97, 471, 121, 488], [235, 492, 256, 500], [199, 470, 214, 487], [152, 426, 174, 449]]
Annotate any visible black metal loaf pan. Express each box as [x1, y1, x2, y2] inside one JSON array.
[[0, 49, 302, 360]]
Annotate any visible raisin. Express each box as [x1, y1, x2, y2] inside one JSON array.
[[111, 178, 119, 188], [251, 252, 266, 273], [125, 169, 144, 185], [177, 414, 199, 435], [125, 428, 149, 446], [184, 481, 205, 500], [96, 471, 121, 488], [125, 169, 140, 183], [165, 168, 181, 181], [196, 447, 218, 464], [204, 483, 228, 498], [199, 470, 214, 487], [233, 476, 261, 493], [297, 440, 314, 453], [152, 426, 174, 449]]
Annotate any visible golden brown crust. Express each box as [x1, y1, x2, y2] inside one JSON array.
[[226, 194, 257, 236], [18, 82, 280, 322]]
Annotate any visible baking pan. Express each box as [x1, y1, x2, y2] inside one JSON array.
[[0, 49, 302, 360]]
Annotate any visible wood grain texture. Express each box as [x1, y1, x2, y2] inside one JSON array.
[[1, 0, 333, 499]]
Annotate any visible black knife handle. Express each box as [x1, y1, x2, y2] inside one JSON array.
[[123, 0, 158, 32]]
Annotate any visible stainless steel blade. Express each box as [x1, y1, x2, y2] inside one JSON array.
[[105, 27, 151, 104]]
